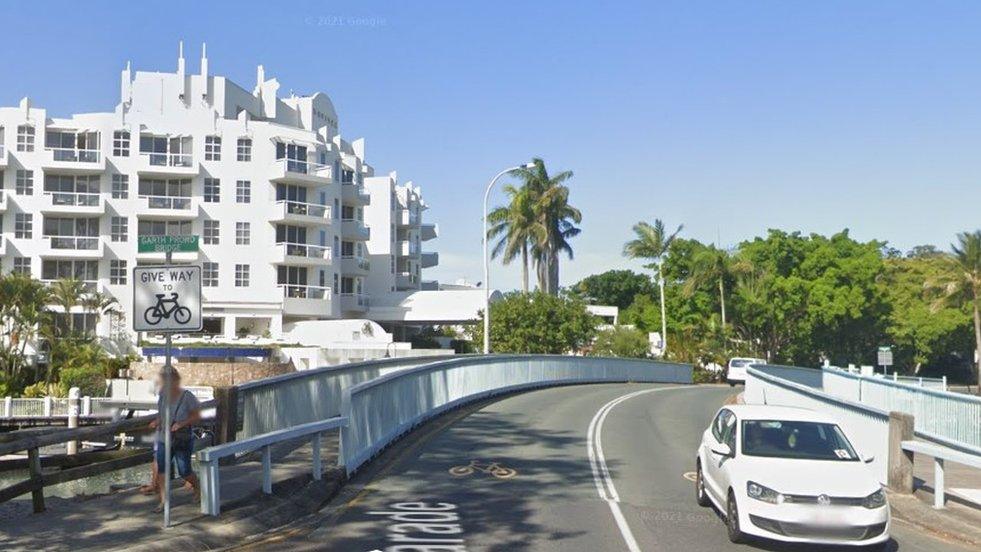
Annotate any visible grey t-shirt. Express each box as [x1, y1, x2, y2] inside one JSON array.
[[155, 389, 200, 442]]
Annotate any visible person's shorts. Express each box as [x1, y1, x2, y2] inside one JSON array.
[[155, 442, 193, 478]]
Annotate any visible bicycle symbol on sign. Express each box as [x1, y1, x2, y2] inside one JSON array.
[[143, 293, 192, 326], [449, 460, 518, 480]]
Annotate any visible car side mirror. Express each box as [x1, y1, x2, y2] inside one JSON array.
[[711, 443, 733, 457], [863, 455, 875, 464]]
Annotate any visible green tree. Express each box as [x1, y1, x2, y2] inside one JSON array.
[[684, 245, 737, 330], [928, 230, 981, 390], [487, 184, 540, 293], [471, 292, 597, 353], [623, 219, 683, 355], [570, 269, 655, 309], [0, 273, 50, 390], [505, 159, 581, 295], [590, 326, 650, 358]]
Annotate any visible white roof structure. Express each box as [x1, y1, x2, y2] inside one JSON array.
[[368, 289, 503, 324]]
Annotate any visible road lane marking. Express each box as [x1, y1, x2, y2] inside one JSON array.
[[588, 386, 685, 552]]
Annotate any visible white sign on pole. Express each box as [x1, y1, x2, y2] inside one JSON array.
[[133, 265, 203, 332]]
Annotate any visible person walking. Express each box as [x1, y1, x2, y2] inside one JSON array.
[[147, 367, 201, 511]]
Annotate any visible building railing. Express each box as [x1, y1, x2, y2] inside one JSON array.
[[44, 235, 100, 251], [0, 144, 6, 158], [341, 255, 370, 271], [44, 191, 101, 207], [47, 148, 101, 163], [273, 157, 331, 178], [140, 151, 193, 168], [277, 242, 332, 261], [279, 284, 331, 300], [41, 279, 99, 293], [339, 292, 370, 308], [141, 194, 193, 210], [276, 199, 331, 219]]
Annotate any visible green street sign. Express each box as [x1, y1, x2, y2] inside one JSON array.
[[137, 235, 200, 253]]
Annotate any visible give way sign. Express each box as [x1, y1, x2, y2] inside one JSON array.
[[133, 265, 203, 332]]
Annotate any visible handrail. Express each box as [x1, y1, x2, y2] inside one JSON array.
[[747, 366, 889, 417], [275, 199, 331, 219], [236, 354, 460, 392], [198, 416, 347, 515], [47, 147, 101, 163], [140, 194, 194, 210], [825, 366, 980, 404], [901, 440, 981, 509], [43, 191, 102, 206]]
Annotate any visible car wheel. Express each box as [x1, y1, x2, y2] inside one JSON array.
[[726, 490, 745, 544], [695, 461, 710, 507], [863, 543, 888, 552]]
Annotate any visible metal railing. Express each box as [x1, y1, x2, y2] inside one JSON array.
[[279, 284, 331, 300], [276, 200, 330, 220], [45, 235, 100, 250], [276, 242, 331, 261], [141, 151, 193, 168], [48, 148, 101, 163], [339, 355, 692, 475], [901, 440, 981, 509], [339, 292, 370, 309], [2, 396, 117, 418], [141, 195, 193, 210], [198, 416, 348, 515], [341, 255, 370, 271], [44, 191, 101, 207], [273, 158, 331, 178], [821, 367, 980, 450]]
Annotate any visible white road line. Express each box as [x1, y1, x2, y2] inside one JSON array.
[[587, 387, 684, 552]]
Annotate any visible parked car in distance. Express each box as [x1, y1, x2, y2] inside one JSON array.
[[726, 357, 766, 386], [694, 405, 889, 549]]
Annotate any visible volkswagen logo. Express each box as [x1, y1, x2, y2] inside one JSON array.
[[817, 494, 831, 506]]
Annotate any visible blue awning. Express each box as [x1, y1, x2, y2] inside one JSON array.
[[141, 347, 271, 358]]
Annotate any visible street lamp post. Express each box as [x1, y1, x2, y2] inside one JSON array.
[[482, 163, 535, 355]]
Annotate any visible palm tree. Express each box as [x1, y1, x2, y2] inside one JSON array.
[[487, 185, 541, 293], [623, 219, 683, 355], [929, 230, 981, 392], [506, 158, 581, 295], [48, 278, 88, 339], [684, 246, 736, 330]]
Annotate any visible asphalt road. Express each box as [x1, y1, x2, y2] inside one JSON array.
[[251, 384, 973, 552]]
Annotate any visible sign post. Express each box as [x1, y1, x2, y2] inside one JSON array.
[[877, 346, 893, 376], [133, 236, 201, 528]]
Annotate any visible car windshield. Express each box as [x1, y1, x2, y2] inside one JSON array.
[[741, 420, 859, 461], [730, 359, 753, 367]]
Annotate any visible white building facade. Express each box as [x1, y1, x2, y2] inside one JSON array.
[[0, 44, 438, 347]]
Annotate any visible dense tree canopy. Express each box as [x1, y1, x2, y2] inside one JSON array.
[[569, 269, 655, 310], [472, 292, 597, 354]]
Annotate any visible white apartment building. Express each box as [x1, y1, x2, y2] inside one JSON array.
[[0, 44, 438, 348]]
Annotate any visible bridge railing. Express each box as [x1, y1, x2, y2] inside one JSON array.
[[339, 355, 692, 475], [234, 355, 457, 439]]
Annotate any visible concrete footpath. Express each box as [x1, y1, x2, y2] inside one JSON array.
[[0, 435, 344, 552]]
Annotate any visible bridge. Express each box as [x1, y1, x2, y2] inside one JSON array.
[[0, 356, 978, 551]]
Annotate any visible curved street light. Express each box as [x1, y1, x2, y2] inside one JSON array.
[[482, 162, 536, 354]]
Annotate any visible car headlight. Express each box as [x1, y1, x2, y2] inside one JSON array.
[[863, 488, 887, 509], [746, 481, 783, 504]]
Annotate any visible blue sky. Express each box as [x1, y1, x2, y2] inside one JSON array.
[[2, 1, 980, 290]]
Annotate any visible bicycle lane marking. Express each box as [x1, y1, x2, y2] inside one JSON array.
[[587, 386, 687, 552]]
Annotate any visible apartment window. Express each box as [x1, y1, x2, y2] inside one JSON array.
[[205, 136, 221, 161], [110, 216, 128, 242], [138, 219, 192, 237], [16, 125, 35, 152], [204, 178, 220, 202], [236, 138, 252, 161], [111, 174, 129, 199], [203, 262, 218, 287], [110, 260, 127, 285], [15, 170, 33, 195], [203, 220, 220, 245], [236, 180, 251, 203], [391, 255, 395, 274], [236, 222, 250, 245], [235, 264, 250, 287], [15, 213, 32, 239], [333, 273, 339, 295], [12, 257, 31, 275], [112, 131, 130, 157]]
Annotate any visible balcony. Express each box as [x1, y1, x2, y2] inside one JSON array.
[[136, 195, 197, 219], [279, 284, 332, 317], [340, 255, 370, 274], [42, 279, 100, 294], [137, 152, 197, 177], [41, 192, 104, 215], [0, 190, 6, 212], [41, 236, 103, 258], [341, 219, 371, 241], [268, 158, 332, 186], [271, 242, 332, 266], [396, 272, 418, 289], [42, 148, 105, 174], [421, 251, 439, 268], [398, 240, 420, 257], [397, 208, 420, 227], [341, 183, 371, 205], [270, 200, 332, 226], [339, 293, 369, 312], [421, 223, 438, 241]]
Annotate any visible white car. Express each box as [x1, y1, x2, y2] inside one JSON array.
[[726, 357, 765, 386], [695, 405, 890, 549]]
